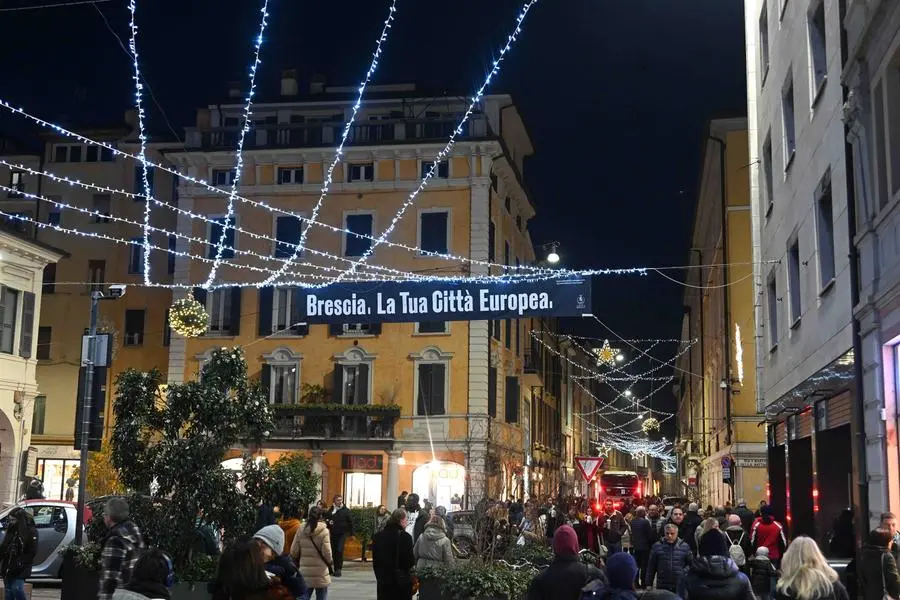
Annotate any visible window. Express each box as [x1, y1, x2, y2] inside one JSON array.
[[421, 160, 449, 179], [0, 287, 19, 354], [53, 144, 111, 163], [212, 169, 236, 186], [339, 323, 379, 336], [47, 210, 60, 226], [782, 77, 797, 165], [53, 145, 67, 162], [767, 271, 779, 348], [762, 133, 774, 215], [808, 1, 827, 100], [277, 167, 304, 184], [759, 3, 770, 82], [270, 365, 298, 404], [344, 213, 373, 257], [275, 216, 303, 258], [86, 145, 98, 163], [492, 320, 501, 340], [43, 264, 56, 294], [31, 395, 46, 435], [208, 217, 236, 259], [37, 326, 51, 360], [416, 321, 448, 334], [341, 364, 371, 405], [88, 260, 105, 292], [419, 211, 449, 254], [273, 287, 297, 332], [488, 366, 497, 417], [344, 473, 382, 508], [19, 291, 34, 358], [787, 239, 801, 325], [8, 170, 24, 196], [35, 459, 79, 501], [129, 239, 144, 274], [488, 221, 496, 261], [92, 194, 111, 223], [124, 310, 145, 346], [504, 241, 510, 266], [505, 376, 520, 424], [134, 165, 154, 198], [348, 163, 374, 182], [816, 173, 836, 287], [168, 235, 176, 275], [101, 147, 114, 162], [417, 362, 446, 415], [69, 146, 82, 163], [208, 288, 234, 335], [505, 319, 512, 349]]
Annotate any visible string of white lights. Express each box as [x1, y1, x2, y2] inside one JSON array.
[[325, 0, 539, 286], [562, 333, 696, 382], [205, 0, 271, 288], [126, 0, 153, 285], [265, 0, 399, 286]]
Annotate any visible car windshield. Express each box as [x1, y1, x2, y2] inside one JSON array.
[[601, 474, 638, 487]]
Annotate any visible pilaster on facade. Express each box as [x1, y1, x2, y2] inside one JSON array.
[[166, 188, 196, 385]]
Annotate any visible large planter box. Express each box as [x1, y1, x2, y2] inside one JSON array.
[[171, 581, 212, 600], [60, 549, 99, 600]]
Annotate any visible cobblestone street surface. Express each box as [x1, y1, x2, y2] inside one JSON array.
[[26, 560, 379, 600]]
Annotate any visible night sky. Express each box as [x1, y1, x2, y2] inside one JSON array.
[[1, 0, 747, 419]]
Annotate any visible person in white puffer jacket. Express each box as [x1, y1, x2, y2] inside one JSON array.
[[413, 516, 455, 569]]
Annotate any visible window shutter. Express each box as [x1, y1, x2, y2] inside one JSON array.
[[431, 363, 446, 415], [505, 376, 519, 424], [369, 322, 382, 335], [258, 288, 273, 336], [329, 323, 343, 337], [291, 287, 308, 335], [332, 367, 342, 403], [356, 363, 369, 404], [488, 367, 497, 418], [0, 287, 6, 340], [229, 287, 242, 335], [417, 364, 430, 415], [193, 287, 207, 307], [260, 364, 271, 398], [19, 291, 35, 358]]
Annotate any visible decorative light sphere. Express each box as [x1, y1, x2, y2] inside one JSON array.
[[615, 354, 625, 362], [169, 297, 209, 338], [546, 250, 560, 264], [642, 417, 661, 435], [624, 390, 633, 398]]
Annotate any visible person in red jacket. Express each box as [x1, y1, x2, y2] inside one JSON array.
[[751, 505, 787, 567]]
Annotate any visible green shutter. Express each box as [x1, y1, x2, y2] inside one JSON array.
[[19, 291, 35, 358]]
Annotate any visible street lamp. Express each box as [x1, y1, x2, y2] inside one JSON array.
[[615, 353, 625, 362], [546, 243, 560, 265], [74, 285, 125, 546], [624, 390, 633, 398]]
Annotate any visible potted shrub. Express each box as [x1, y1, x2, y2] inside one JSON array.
[[60, 542, 101, 600], [416, 562, 534, 600], [349, 507, 377, 561], [172, 554, 219, 600]]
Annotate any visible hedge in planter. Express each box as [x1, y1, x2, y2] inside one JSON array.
[[415, 563, 534, 600], [350, 507, 377, 561], [172, 554, 219, 600]]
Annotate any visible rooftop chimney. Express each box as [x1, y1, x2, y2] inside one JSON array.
[[281, 69, 299, 97], [309, 74, 326, 95], [227, 81, 242, 99]]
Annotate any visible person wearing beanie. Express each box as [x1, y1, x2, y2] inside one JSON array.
[[527, 525, 607, 600], [751, 506, 787, 566], [581, 553, 639, 600], [678, 530, 754, 600], [252, 525, 306, 598], [747, 546, 777, 599]]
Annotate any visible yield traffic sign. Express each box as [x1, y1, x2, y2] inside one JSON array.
[[575, 456, 605, 482]]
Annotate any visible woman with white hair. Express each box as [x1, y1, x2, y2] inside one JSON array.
[[775, 536, 849, 600]]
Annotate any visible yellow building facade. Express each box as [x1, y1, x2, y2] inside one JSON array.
[[676, 119, 767, 508]]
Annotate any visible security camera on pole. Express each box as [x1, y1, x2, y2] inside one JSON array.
[[73, 285, 124, 546]]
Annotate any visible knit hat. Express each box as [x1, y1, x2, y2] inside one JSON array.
[[552, 524, 579, 556], [253, 524, 285, 555], [606, 552, 638, 589], [698, 530, 729, 557], [756, 546, 770, 557], [760, 504, 772, 516]]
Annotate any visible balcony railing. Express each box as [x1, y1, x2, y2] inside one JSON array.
[[270, 404, 401, 440], [185, 116, 489, 151], [523, 350, 538, 374]]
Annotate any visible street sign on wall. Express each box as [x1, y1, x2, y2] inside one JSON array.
[[294, 278, 592, 324], [575, 456, 605, 482]]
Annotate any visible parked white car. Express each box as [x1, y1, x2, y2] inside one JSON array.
[[0, 500, 79, 578]]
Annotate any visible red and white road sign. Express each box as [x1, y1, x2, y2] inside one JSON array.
[[575, 456, 605, 482]]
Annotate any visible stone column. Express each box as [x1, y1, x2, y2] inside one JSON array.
[[311, 450, 325, 503], [386, 450, 401, 510]]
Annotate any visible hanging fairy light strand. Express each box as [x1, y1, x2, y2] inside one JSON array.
[[205, 0, 272, 288], [264, 0, 399, 286], [127, 0, 153, 284]]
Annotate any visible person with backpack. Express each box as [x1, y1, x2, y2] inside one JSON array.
[[0, 508, 37, 600], [725, 514, 752, 573], [527, 524, 607, 600], [629, 507, 656, 588], [748, 546, 778, 600], [751, 506, 787, 568]]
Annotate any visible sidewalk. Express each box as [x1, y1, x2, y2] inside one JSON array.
[[29, 561, 379, 600]]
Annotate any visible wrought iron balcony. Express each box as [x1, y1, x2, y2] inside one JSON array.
[[185, 116, 489, 151], [270, 404, 401, 440]]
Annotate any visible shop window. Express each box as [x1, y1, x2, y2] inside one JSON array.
[[344, 472, 382, 508]]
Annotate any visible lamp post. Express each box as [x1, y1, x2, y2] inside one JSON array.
[[74, 285, 125, 546]]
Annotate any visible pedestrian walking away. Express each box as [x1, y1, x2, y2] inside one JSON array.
[[413, 516, 454, 569], [371, 508, 415, 600], [99, 497, 146, 600], [290, 506, 332, 600], [747, 546, 777, 600], [774, 537, 849, 600], [857, 528, 900, 600], [629, 506, 655, 587], [0, 508, 37, 600], [678, 530, 754, 600], [325, 494, 353, 577], [527, 524, 606, 600]]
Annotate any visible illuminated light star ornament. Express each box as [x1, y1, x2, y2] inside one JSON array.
[[593, 339, 621, 367], [169, 297, 209, 338]]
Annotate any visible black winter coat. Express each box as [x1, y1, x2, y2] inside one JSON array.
[[326, 506, 353, 537], [630, 517, 656, 552], [735, 507, 755, 533], [681, 512, 704, 554], [857, 544, 900, 600], [775, 580, 850, 600], [371, 522, 415, 600], [678, 556, 755, 600], [0, 519, 38, 579], [647, 539, 692, 590], [527, 555, 607, 600], [747, 556, 776, 594]]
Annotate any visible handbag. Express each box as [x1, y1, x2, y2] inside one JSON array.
[[309, 532, 334, 576]]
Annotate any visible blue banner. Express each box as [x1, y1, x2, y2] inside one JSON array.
[[296, 278, 592, 324]]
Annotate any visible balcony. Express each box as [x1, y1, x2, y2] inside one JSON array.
[[523, 350, 538, 374], [270, 404, 401, 442], [185, 115, 490, 151]]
